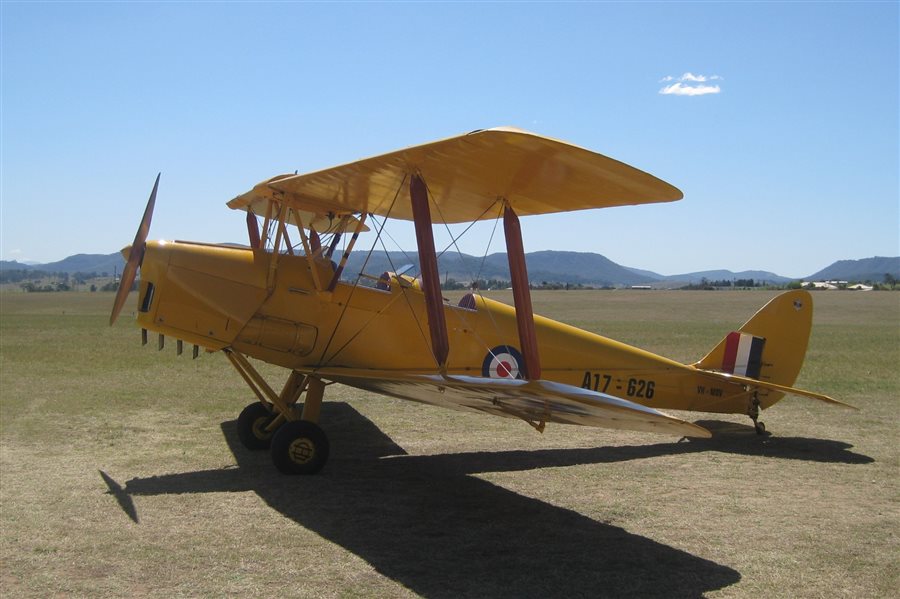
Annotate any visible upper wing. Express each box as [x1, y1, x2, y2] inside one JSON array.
[[230, 176, 371, 233], [228, 127, 683, 223], [309, 368, 710, 438]]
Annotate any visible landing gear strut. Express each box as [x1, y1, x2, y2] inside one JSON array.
[[747, 391, 767, 435], [225, 349, 331, 474]]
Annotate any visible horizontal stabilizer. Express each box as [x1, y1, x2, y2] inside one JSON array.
[[696, 369, 857, 410]]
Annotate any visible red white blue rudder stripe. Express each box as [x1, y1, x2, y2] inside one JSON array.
[[722, 332, 766, 379]]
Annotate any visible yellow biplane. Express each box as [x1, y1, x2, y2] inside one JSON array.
[[110, 127, 854, 474]]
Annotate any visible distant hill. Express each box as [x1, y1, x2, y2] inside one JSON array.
[[659, 269, 792, 285], [4, 249, 897, 287], [0, 260, 36, 271], [0, 253, 125, 275], [623, 266, 664, 280], [478, 250, 657, 286], [43, 253, 126, 275], [0, 249, 654, 286], [804, 256, 900, 283], [623, 267, 791, 285], [341, 250, 657, 286]]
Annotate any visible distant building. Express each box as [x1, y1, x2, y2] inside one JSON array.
[[805, 282, 839, 290]]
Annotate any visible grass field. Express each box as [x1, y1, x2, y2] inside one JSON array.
[[1, 290, 897, 598]]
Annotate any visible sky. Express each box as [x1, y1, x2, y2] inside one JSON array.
[[1, 1, 897, 278]]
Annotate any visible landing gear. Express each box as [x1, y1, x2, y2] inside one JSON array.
[[237, 402, 276, 450], [747, 391, 767, 436], [271, 420, 330, 475], [225, 349, 331, 474], [237, 402, 306, 450]]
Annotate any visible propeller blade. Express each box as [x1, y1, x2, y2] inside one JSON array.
[[110, 173, 160, 325]]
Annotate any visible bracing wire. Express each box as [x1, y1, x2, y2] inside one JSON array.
[[421, 177, 502, 285], [475, 202, 504, 287], [316, 175, 407, 368], [459, 204, 513, 359], [420, 182, 518, 363], [377, 220, 416, 269]]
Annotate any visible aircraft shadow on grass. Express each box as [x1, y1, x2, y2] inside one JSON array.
[[100, 404, 870, 598]]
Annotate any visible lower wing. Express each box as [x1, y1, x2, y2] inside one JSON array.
[[307, 368, 711, 438]]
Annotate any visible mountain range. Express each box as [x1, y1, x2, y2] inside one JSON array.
[[1, 251, 897, 287]]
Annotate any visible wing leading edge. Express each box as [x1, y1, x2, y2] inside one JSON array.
[[308, 369, 711, 438]]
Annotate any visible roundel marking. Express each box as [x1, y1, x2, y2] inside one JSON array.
[[482, 345, 524, 379]]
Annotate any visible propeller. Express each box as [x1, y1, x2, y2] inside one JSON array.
[[109, 173, 160, 325]]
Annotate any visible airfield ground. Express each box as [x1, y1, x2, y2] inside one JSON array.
[[1, 290, 897, 598]]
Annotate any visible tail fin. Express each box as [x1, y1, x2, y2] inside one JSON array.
[[694, 290, 813, 404]]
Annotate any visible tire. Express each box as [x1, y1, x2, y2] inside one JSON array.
[[237, 402, 276, 450], [270, 420, 330, 475]]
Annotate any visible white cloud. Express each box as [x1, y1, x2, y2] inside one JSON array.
[[659, 82, 721, 96], [658, 73, 723, 96]]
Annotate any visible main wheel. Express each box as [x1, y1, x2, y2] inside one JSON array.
[[270, 420, 330, 475], [237, 402, 276, 450]]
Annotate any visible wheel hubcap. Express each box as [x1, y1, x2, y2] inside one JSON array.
[[288, 437, 315, 464], [252, 416, 273, 440]]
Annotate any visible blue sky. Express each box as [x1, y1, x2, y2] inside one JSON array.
[[2, 2, 897, 277]]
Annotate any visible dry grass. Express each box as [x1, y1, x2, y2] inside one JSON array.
[[1, 290, 897, 598]]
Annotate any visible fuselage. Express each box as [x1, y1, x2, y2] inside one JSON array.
[[135, 240, 755, 415]]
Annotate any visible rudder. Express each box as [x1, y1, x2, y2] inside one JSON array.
[[694, 290, 813, 406]]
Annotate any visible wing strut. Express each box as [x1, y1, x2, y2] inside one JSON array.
[[410, 174, 450, 369], [327, 214, 367, 292], [246, 209, 261, 249], [503, 204, 541, 380]]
